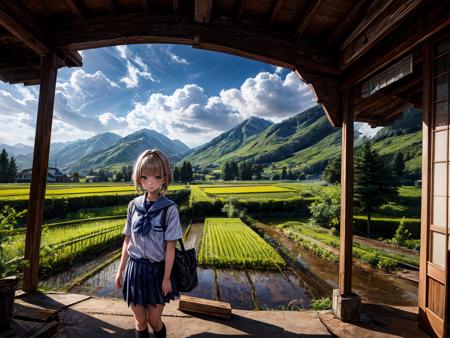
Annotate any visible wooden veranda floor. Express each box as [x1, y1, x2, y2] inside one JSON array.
[[2, 291, 430, 337]]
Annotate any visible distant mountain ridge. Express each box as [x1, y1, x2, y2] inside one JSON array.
[[68, 129, 190, 174], [181, 116, 273, 168]]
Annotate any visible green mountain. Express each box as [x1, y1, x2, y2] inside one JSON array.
[[183, 105, 422, 180], [50, 132, 122, 171], [181, 116, 273, 168], [68, 129, 189, 174]]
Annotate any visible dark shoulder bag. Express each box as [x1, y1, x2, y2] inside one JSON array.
[[161, 207, 198, 292]]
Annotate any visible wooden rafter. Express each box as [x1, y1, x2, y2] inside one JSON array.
[[294, 0, 325, 39], [340, 0, 426, 69], [141, 0, 150, 13], [104, 0, 115, 15], [0, 2, 49, 55], [195, 0, 213, 24], [64, 0, 85, 21], [173, 0, 181, 15], [325, 0, 369, 47], [266, 0, 284, 28], [235, 0, 246, 22], [342, 1, 449, 87]]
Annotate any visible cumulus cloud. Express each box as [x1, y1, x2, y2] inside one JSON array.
[[116, 45, 157, 88]]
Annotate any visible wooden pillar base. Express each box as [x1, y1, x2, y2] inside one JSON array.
[[332, 289, 361, 322]]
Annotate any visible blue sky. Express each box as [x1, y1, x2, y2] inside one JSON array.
[[0, 44, 378, 148]]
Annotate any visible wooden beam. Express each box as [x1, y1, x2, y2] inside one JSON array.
[[340, 0, 426, 69], [294, 0, 325, 39], [64, 0, 85, 21], [52, 15, 338, 75], [173, 0, 181, 15], [0, 2, 49, 55], [235, 0, 247, 22], [339, 90, 353, 295], [195, 0, 213, 24], [342, 1, 450, 88], [141, 0, 150, 13], [23, 53, 59, 292], [266, 0, 284, 29], [418, 40, 431, 325], [104, 0, 115, 15], [325, 0, 369, 47]]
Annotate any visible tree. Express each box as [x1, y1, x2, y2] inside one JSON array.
[[392, 152, 405, 185], [354, 141, 399, 237], [251, 163, 263, 180], [186, 162, 193, 183], [323, 157, 341, 184], [239, 161, 252, 180], [222, 162, 233, 181], [7, 157, 17, 182], [0, 149, 8, 183], [230, 161, 239, 179], [281, 166, 288, 180], [173, 166, 180, 182]]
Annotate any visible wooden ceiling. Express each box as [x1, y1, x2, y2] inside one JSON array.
[[0, 0, 448, 126]]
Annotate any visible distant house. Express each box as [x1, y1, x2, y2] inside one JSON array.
[[16, 167, 70, 183], [85, 175, 101, 183]]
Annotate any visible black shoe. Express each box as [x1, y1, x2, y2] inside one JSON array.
[[135, 327, 149, 338], [153, 323, 166, 338]]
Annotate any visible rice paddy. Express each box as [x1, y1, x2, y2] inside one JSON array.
[[198, 218, 286, 269], [201, 185, 293, 195]]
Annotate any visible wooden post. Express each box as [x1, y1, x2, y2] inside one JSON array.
[[23, 53, 58, 292], [339, 90, 353, 295]]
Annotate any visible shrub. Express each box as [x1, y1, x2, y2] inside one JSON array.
[[361, 251, 379, 268], [311, 297, 332, 310], [392, 217, 411, 246], [377, 257, 398, 271], [308, 186, 340, 228]]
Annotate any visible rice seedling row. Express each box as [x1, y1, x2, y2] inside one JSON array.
[[199, 218, 285, 270]]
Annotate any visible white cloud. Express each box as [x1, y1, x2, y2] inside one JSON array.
[[120, 61, 156, 89], [167, 51, 189, 65], [355, 122, 383, 138], [116, 45, 130, 60]]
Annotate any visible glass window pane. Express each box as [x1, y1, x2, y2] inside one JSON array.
[[435, 75, 448, 100], [435, 55, 448, 75], [433, 163, 447, 196], [431, 232, 446, 267], [434, 100, 448, 129], [434, 195, 446, 226], [435, 36, 450, 55], [434, 130, 448, 161]]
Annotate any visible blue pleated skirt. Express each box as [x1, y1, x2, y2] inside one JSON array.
[[122, 257, 179, 307]]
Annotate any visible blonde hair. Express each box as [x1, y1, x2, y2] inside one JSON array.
[[132, 149, 173, 195]]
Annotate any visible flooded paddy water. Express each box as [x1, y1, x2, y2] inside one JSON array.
[[41, 219, 418, 309]]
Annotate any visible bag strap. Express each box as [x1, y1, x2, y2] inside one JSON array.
[[161, 206, 186, 254]]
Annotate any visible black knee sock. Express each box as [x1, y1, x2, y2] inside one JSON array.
[[135, 327, 149, 338], [153, 323, 166, 338]]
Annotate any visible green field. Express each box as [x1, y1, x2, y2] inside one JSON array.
[[0, 183, 185, 200], [201, 185, 293, 195], [198, 218, 286, 269]]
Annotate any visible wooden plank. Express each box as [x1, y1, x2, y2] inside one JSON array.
[[13, 299, 57, 321], [104, 0, 115, 15], [141, 0, 150, 13], [339, 90, 353, 295], [0, 2, 49, 55], [173, 0, 181, 15], [341, 1, 450, 88], [64, 0, 85, 21], [235, 0, 247, 22], [294, 0, 326, 39], [22, 53, 58, 292], [195, 0, 213, 24], [418, 40, 430, 315], [341, 0, 426, 68], [179, 295, 231, 319], [425, 308, 444, 338], [266, 0, 284, 28], [325, 0, 369, 47]]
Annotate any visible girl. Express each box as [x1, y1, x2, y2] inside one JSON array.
[[115, 149, 182, 338]]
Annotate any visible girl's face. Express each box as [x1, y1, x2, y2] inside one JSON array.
[[139, 173, 165, 195]]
